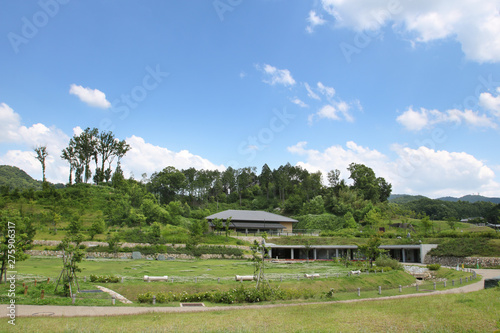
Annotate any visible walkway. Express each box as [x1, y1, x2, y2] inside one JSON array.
[[4, 269, 499, 318]]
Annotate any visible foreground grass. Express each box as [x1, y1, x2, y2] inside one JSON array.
[[12, 288, 500, 332]]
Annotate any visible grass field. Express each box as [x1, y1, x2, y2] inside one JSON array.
[[4, 257, 479, 307], [11, 288, 500, 332]]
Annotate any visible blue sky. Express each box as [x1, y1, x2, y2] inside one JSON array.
[[1, 0, 500, 198]]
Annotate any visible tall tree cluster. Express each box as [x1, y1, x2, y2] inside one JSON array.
[[61, 128, 131, 185]]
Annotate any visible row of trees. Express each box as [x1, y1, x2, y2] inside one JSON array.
[[147, 162, 392, 210], [60, 128, 131, 185]]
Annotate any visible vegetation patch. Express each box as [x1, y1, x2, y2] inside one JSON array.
[[428, 238, 496, 257]]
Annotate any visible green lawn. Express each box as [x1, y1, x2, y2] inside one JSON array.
[[7, 257, 479, 306], [13, 288, 500, 332]]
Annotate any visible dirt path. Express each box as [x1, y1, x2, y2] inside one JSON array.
[[5, 269, 499, 318]]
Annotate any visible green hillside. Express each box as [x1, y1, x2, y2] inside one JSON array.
[[438, 194, 500, 204], [0, 165, 43, 191], [388, 194, 428, 204]]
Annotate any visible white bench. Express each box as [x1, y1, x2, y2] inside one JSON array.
[[235, 275, 255, 281], [143, 275, 169, 282], [304, 273, 320, 279]]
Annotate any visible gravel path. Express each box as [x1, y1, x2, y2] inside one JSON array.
[[4, 269, 499, 318]]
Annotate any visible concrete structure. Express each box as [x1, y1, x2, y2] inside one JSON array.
[[206, 210, 298, 234], [267, 243, 438, 264]]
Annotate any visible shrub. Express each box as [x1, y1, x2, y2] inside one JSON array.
[[427, 264, 441, 271], [89, 274, 120, 283], [375, 255, 403, 270]]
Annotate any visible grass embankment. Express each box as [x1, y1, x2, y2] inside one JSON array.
[[14, 288, 500, 332]]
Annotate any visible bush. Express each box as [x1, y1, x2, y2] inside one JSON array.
[[89, 274, 120, 283], [427, 264, 441, 271], [137, 285, 307, 304], [375, 255, 403, 270]]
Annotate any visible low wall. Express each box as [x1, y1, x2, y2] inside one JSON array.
[[26, 250, 251, 260], [424, 255, 500, 268]]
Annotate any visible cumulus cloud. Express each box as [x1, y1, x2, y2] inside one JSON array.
[[69, 84, 111, 109], [306, 10, 327, 33], [319, 0, 500, 63], [0, 103, 71, 183], [120, 135, 225, 178], [257, 64, 296, 86], [479, 87, 500, 117], [397, 107, 497, 131], [0, 103, 22, 143], [287, 140, 500, 198]]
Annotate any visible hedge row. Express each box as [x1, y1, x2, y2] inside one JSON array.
[[137, 285, 315, 304]]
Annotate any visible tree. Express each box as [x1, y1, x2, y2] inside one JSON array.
[[212, 218, 223, 235], [420, 215, 433, 236], [445, 216, 457, 230], [74, 127, 98, 183], [55, 215, 85, 296], [62, 128, 131, 185], [149, 166, 186, 204], [0, 211, 36, 283], [88, 218, 106, 240], [347, 163, 391, 203], [358, 234, 385, 267], [34, 146, 48, 183], [61, 145, 79, 185], [106, 233, 121, 258], [327, 169, 341, 188], [259, 164, 273, 201], [236, 167, 256, 206]]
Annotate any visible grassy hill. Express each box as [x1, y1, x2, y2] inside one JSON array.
[[0, 165, 43, 191]]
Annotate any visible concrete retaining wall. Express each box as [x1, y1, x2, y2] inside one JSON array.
[[424, 255, 500, 268], [26, 250, 251, 260]]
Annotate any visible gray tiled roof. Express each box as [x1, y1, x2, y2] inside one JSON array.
[[206, 210, 298, 223]]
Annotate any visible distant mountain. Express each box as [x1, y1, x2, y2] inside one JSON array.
[[437, 195, 500, 204], [389, 194, 429, 204], [0, 165, 43, 191]]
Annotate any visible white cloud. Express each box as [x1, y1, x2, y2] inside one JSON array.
[[320, 0, 500, 63], [0, 103, 22, 143], [0, 103, 71, 183], [392, 145, 499, 197], [69, 84, 111, 109], [397, 107, 497, 131], [308, 100, 355, 124], [304, 82, 321, 100], [291, 97, 309, 108], [288, 140, 500, 198], [317, 82, 335, 98], [120, 135, 225, 179], [304, 81, 357, 124], [0, 104, 225, 185], [479, 87, 500, 117], [257, 64, 296, 86], [306, 10, 327, 33]]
